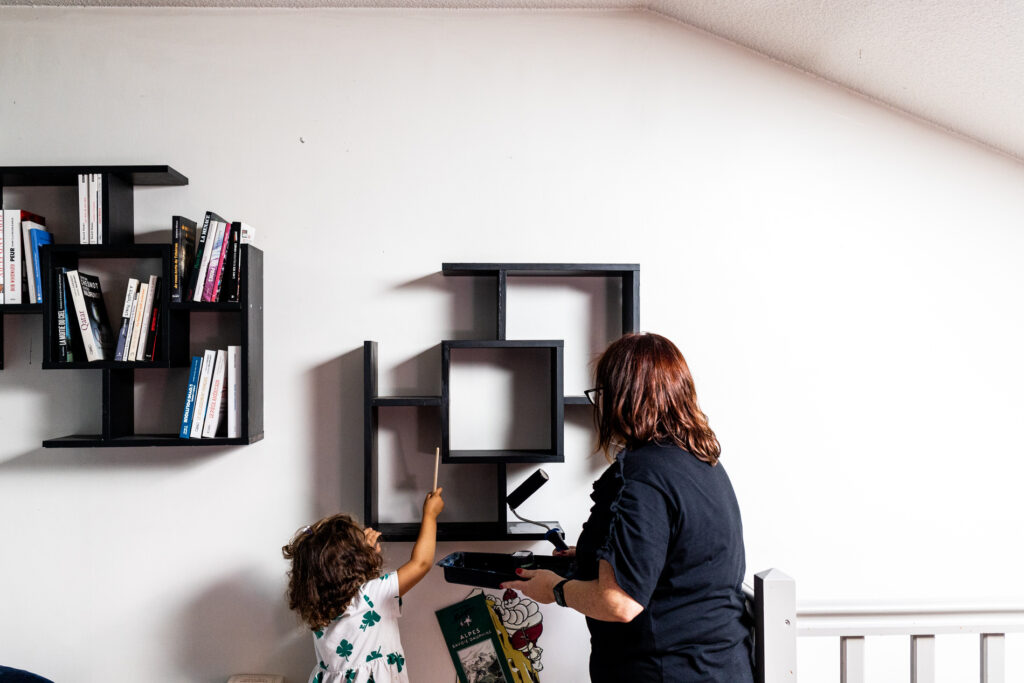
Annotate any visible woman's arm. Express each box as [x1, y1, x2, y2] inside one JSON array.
[[500, 559, 644, 623], [396, 487, 444, 597]]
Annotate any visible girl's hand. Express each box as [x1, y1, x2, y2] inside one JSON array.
[[423, 487, 444, 520], [553, 546, 576, 558], [500, 568, 563, 604], [363, 527, 382, 552]]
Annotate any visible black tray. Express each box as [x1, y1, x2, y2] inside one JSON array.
[[438, 551, 576, 589]]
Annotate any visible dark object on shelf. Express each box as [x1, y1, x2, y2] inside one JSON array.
[[438, 551, 576, 589], [505, 468, 569, 551], [0, 165, 263, 448], [363, 262, 640, 542]]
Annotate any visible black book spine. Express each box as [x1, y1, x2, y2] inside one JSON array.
[[186, 212, 214, 301], [221, 222, 241, 302], [171, 216, 182, 302], [56, 267, 68, 363], [144, 277, 161, 362]]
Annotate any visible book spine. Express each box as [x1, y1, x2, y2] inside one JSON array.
[[0, 215, 4, 299], [61, 269, 76, 362], [171, 216, 181, 301], [5, 211, 21, 304], [88, 175, 98, 245], [113, 278, 139, 362], [135, 275, 158, 361], [94, 173, 103, 245], [210, 222, 234, 302], [56, 267, 67, 362], [220, 223, 240, 302], [201, 349, 227, 437], [78, 174, 89, 244], [21, 218, 36, 304], [187, 212, 214, 301], [190, 349, 217, 438], [29, 228, 52, 304], [65, 270, 100, 362], [200, 220, 226, 302], [227, 345, 241, 438], [179, 355, 203, 438], [144, 279, 161, 362], [126, 282, 148, 361]]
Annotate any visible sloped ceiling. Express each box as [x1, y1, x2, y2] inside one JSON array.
[[5, 0, 1023, 162]]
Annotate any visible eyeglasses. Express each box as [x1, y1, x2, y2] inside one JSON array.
[[584, 387, 603, 406]]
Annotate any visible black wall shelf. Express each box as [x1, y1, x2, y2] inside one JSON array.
[[363, 262, 639, 542], [0, 165, 263, 448]]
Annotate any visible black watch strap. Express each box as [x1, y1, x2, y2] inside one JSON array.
[[553, 579, 570, 607]]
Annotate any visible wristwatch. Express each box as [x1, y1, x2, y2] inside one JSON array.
[[552, 579, 570, 607]]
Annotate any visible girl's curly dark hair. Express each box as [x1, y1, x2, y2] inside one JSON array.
[[282, 513, 383, 631]]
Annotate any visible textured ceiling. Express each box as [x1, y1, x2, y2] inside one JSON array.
[[4, 0, 1022, 162]]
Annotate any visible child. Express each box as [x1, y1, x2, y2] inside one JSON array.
[[283, 488, 444, 683]]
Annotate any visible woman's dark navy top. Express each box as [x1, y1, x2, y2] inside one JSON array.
[[573, 442, 754, 683]]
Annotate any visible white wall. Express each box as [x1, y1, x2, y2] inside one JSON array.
[[1, 7, 1023, 682]]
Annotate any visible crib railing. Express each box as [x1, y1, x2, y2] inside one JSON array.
[[750, 569, 1024, 683]]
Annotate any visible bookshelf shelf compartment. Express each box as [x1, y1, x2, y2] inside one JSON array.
[[0, 165, 263, 449]]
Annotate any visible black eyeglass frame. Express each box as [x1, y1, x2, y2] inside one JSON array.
[[584, 387, 603, 406]]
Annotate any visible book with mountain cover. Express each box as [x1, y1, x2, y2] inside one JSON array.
[[435, 594, 517, 683]]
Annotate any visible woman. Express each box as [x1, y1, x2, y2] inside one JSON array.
[[502, 333, 753, 682]]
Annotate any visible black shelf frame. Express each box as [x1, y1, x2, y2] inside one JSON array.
[[0, 165, 264, 448], [362, 262, 640, 542]]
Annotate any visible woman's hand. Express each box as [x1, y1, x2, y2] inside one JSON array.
[[500, 568, 564, 605], [423, 487, 444, 520], [553, 545, 576, 558]]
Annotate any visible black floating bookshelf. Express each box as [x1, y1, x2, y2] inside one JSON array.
[[362, 262, 640, 542], [0, 165, 264, 448]]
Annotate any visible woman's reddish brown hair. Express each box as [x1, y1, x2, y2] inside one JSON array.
[[282, 513, 383, 631], [593, 332, 721, 465]]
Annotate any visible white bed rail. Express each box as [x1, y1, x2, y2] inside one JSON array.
[[751, 569, 1024, 683]]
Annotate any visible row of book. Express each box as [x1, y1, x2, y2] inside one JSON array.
[[77, 174, 104, 244], [180, 347, 242, 439], [172, 212, 254, 304], [2, 209, 53, 304]]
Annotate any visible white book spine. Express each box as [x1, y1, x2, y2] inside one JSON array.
[[192, 220, 220, 302], [190, 349, 217, 438], [135, 274, 158, 361], [88, 175, 98, 245], [227, 345, 241, 438], [78, 174, 89, 244], [21, 219, 36, 304], [0, 213, 4, 300], [239, 223, 255, 244], [202, 349, 227, 438], [114, 278, 139, 361], [200, 219, 227, 302], [122, 282, 141, 359], [94, 173, 103, 244], [66, 270, 100, 361], [126, 282, 148, 361], [4, 211, 22, 304]]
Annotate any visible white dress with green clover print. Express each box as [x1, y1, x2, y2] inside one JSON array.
[[309, 571, 408, 683]]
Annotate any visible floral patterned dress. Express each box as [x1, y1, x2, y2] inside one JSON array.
[[308, 572, 408, 683]]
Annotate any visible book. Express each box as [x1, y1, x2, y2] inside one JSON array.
[[126, 280, 149, 361], [219, 223, 240, 302], [113, 278, 139, 361], [28, 225, 53, 304], [56, 266, 68, 362], [143, 281, 162, 362], [201, 349, 227, 438], [88, 174, 99, 245], [4, 210, 23, 304], [200, 219, 227, 302], [58, 268, 83, 362], [227, 345, 241, 438], [135, 275, 159, 361], [179, 355, 203, 439], [78, 174, 89, 244], [65, 270, 112, 362], [435, 594, 518, 683], [190, 349, 217, 438], [21, 218, 37, 304], [187, 211, 224, 301], [0, 217, 4, 300], [171, 215, 197, 302], [91, 173, 103, 244]]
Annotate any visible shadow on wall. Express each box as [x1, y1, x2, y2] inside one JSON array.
[[306, 348, 365, 522], [176, 570, 309, 683]]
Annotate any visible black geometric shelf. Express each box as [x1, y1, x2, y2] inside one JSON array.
[[362, 262, 640, 542]]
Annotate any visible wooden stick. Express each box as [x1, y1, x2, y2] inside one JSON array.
[[433, 446, 440, 491]]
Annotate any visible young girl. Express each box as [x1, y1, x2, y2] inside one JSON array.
[[283, 488, 444, 683]]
